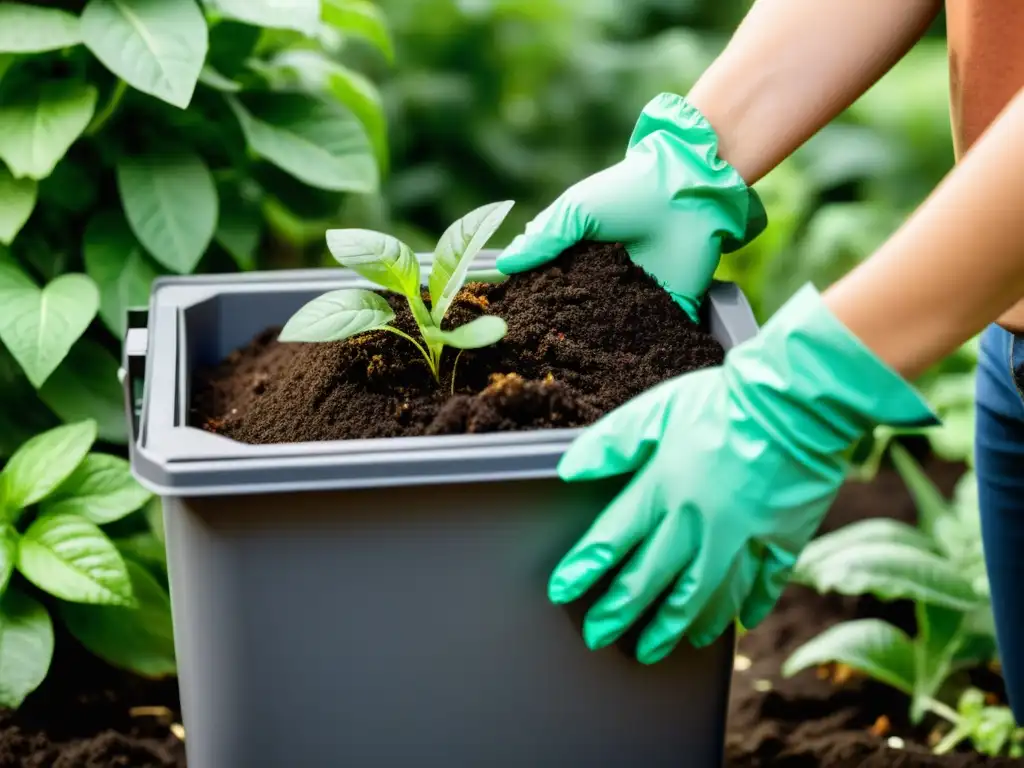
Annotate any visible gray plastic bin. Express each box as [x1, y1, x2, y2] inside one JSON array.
[[122, 250, 759, 768]]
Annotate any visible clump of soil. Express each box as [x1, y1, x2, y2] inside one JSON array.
[[190, 242, 726, 443]]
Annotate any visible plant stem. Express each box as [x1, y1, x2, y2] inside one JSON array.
[[381, 327, 439, 381], [85, 79, 128, 136], [450, 350, 464, 395]]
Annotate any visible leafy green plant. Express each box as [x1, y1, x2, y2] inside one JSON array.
[[0, 418, 172, 708], [280, 200, 513, 383], [933, 688, 1024, 758], [0, 0, 390, 460], [782, 443, 995, 730]]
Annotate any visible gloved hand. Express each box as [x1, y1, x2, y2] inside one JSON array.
[[549, 284, 939, 663], [496, 92, 767, 322]]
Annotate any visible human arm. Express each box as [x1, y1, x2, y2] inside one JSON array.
[[826, 85, 1024, 379], [688, 0, 942, 183], [540, 87, 1024, 666], [496, 0, 942, 319]]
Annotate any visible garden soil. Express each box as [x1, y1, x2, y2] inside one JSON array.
[[2, 458, 1015, 767], [190, 242, 726, 442]]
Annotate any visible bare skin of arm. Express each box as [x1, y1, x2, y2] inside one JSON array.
[[687, 0, 943, 184], [825, 86, 1024, 380]]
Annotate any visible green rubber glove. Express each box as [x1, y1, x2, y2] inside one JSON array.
[[550, 284, 939, 663], [496, 92, 767, 322]]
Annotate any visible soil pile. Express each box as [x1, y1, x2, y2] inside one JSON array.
[[190, 242, 725, 443]]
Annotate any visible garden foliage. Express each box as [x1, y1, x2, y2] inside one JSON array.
[[0, 0, 391, 704]]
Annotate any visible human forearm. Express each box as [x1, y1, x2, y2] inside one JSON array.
[[825, 87, 1024, 381], [687, 0, 941, 184]]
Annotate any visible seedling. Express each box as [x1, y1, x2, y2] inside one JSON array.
[[781, 444, 1001, 754], [280, 201, 515, 383]]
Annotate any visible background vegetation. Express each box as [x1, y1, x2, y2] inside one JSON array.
[[0, 0, 980, 719]]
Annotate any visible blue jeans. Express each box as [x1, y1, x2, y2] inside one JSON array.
[[976, 323, 1024, 719]]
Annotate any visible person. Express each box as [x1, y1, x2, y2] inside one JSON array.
[[495, 0, 1024, 719]]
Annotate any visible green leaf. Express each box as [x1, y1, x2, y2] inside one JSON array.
[[17, 513, 134, 606], [206, 0, 319, 34], [215, 190, 262, 271], [428, 200, 513, 323], [0, 166, 37, 244], [114, 531, 166, 571], [38, 337, 128, 445], [782, 619, 916, 694], [0, 420, 96, 514], [322, 0, 394, 62], [0, 82, 97, 180], [42, 454, 151, 525], [0, 3, 81, 53], [0, 527, 16, 595], [422, 315, 507, 350], [198, 64, 241, 92], [227, 92, 377, 193], [792, 537, 984, 611], [794, 518, 936, 572], [0, 588, 54, 709], [0, 345, 59, 460], [279, 288, 394, 343], [81, 0, 208, 109], [59, 559, 174, 678], [889, 443, 953, 541], [144, 497, 164, 543], [270, 50, 388, 171], [116, 149, 218, 274], [325, 228, 419, 296], [83, 209, 161, 337], [0, 257, 99, 387]]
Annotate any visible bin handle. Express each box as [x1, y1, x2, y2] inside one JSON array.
[[119, 307, 149, 448]]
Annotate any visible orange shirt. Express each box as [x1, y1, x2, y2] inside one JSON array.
[[945, 0, 1024, 329], [946, 0, 1024, 158]]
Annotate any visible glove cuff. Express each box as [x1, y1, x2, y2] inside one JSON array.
[[628, 92, 768, 253], [726, 283, 940, 457]]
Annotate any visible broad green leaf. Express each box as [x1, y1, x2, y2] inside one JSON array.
[[270, 50, 388, 171], [322, 0, 394, 62], [207, 20, 260, 78], [228, 92, 377, 193], [0, 588, 53, 708], [17, 513, 134, 606], [0, 257, 99, 387], [38, 338, 128, 445], [0, 166, 37, 244], [279, 288, 394, 343], [206, 0, 319, 34], [428, 200, 513, 323], [0, 4, 80, 53], [116, 149, 218, 274], [911, 602, 971, 723], [0, 82, 97, 180], [0, 420, 96, 515], [144, 497, 164, 543], [422, 315, 508, 350], [198, 65, 241, 92], [791, 539, 983, 611], [794, 517, 936, 572], [889, 442, 952, 541], [0, 527, 16, 595], [83, 210, 161, 337], [325, 229, 419, 296], [114, 531, 166, 571], [782, 619, 915, 694], [59, 560, 174, 678], [42, 454, 151, 525], [81, 0, 208, 109], [215, 190, 262, 271]]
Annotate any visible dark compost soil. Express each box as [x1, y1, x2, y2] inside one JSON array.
[[189, 242, 726, 443], [0, 460, 1017, 766]]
